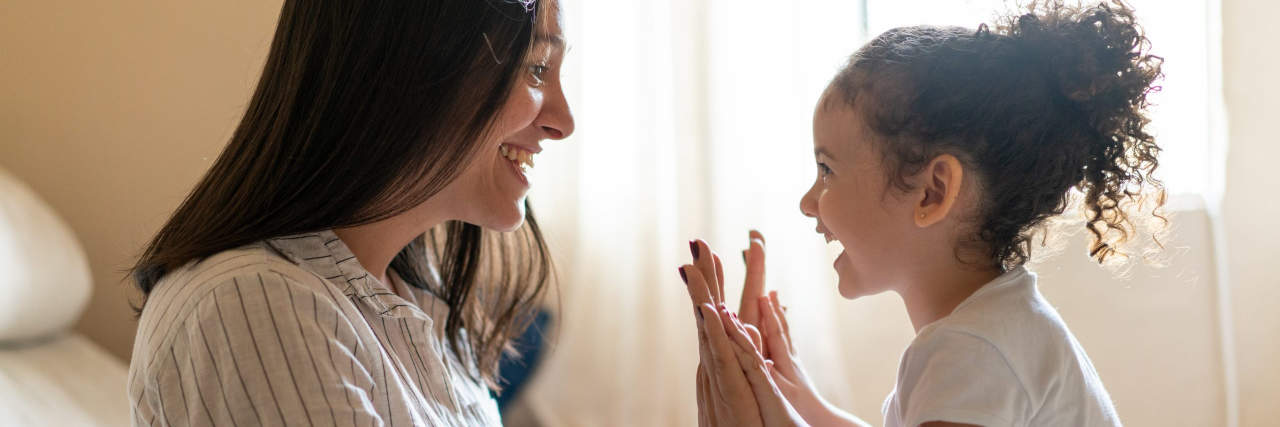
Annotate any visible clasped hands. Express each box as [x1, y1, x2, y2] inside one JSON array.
[[679, 232, 814, 427]]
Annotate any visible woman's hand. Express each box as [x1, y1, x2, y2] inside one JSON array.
[[757, 292, 869, 427], [684, 263, 807, 427], [686, 231, 771, 354]]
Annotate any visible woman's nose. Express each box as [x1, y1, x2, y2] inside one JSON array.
[[536, 84, 574, 140]]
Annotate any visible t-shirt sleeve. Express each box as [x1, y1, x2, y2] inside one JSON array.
[[136, 271, 384, 427], [894, 329, 1031, 427]]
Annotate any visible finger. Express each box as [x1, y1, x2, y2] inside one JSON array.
[[765, 360, 799, 395], [713, 253, 726, 306], [759, 296, 797, 377], [691, 240, 722, 304], [743, 323, 766, 359], [699, 303, 760, 414], [739, 231, 767, 325], [697, 366, 714, 427], [696, 306, 733, 426], [682, 265, 716, 317], [769, 290, 792, 347], [720, 308, 796, 425]]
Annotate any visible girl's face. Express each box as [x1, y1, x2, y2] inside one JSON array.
[[799, 88, 919, 299], [444, 1, 574, 232]]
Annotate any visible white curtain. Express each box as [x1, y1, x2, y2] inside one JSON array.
[[521, 0, 1220, 425], [522, 1, 903, 424]]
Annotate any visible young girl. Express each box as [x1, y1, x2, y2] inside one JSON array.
[[681, 1, 1161, 426]]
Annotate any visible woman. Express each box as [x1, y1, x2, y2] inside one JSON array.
[[127, 0, 572, 425]]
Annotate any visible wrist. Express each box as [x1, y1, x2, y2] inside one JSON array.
[[812, 400, 868, 427]]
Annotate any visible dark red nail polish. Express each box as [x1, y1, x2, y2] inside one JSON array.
[[689, 241, 700, 260], [742, 250, 747, 263], [679, 267, 688, 284]]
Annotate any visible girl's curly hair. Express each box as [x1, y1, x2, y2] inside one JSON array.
[[829, 0, 1165, 269]]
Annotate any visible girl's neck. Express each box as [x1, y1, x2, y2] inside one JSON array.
[[897, 261, 1002, 334]]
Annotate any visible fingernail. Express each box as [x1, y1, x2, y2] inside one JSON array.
[[679, 267, 688, 284], [742, 250, 747, 263], [689, 241, 700, 260]]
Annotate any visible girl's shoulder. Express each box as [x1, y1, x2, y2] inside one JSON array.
[[900, 269, 1114, 421]]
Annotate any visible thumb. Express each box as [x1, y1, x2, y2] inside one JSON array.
[[759, 296, 797, 378], [744, 324, 766, 358]]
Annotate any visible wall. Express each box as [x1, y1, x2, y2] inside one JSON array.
[[0, 0, 283, 359], [1221, 0, 1280, 424]]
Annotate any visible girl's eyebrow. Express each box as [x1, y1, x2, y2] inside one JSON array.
[[815, 147, 836, 161]]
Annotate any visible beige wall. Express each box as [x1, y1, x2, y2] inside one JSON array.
[[0, 0, 283, 359], [1222, 0, 1280, 424], [0, 0, 1276, 425]]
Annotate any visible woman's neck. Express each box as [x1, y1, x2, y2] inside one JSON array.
[[896, 260, 1002, 334], [333, 205, 446, 291]]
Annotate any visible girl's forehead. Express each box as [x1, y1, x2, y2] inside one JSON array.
[[814, 103, 878, 161]]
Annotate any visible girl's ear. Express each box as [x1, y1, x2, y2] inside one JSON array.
[[914, 154, 964, 228]]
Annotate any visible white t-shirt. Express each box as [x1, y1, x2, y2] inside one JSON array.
[[882, 267, 1121, 427]]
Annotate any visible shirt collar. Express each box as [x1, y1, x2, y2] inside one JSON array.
[[264, 229, 422, 318]]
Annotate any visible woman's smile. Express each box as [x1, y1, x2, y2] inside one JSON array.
[[499, 143, 539, 187]]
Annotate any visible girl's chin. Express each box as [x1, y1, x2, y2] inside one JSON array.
[[834, 257, 876, 299], [836, 277, 862, 299]]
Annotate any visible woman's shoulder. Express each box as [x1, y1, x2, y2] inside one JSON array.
[[131, 243, 349, 366], [143, 243, 332, 310]]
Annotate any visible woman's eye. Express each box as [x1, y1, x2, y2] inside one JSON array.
[[528, 64, 549, 86], [818, 163, 833, 176]]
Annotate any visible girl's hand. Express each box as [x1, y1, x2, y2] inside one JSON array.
[[758, 292, 870, 427], [686, 266, 808, 426], [738, 231, 769, 352]]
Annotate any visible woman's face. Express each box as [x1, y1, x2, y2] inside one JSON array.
[[444, 1, 574, 232], [799, 88, 918, 299]]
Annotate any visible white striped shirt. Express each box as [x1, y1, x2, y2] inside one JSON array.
[[128, 230, 503, 426]]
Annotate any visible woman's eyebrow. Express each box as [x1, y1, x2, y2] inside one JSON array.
[[535, 34, 566, 50]]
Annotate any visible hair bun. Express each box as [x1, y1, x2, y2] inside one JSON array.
[[1005, 1, 1161, 107]]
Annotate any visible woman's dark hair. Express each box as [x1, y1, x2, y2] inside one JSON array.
[[829, 0, 1164, 269], [131, 0, 552, 389]]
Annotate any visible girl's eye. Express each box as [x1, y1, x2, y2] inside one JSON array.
[[818, 162, 833, 177], [528, 64, 550, 87]]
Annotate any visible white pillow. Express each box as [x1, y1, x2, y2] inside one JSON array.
[[0, 168, 92, 344]]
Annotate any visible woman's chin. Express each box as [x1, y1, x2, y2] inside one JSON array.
[[481, 201, 527, 232]]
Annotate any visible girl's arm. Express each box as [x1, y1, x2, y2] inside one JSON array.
[[758, 292, 871, 427]]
